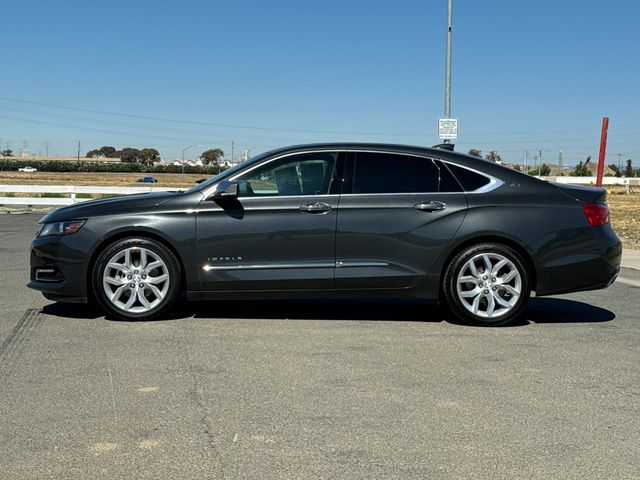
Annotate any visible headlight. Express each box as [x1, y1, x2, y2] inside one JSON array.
[[37, 220, 86, 237]]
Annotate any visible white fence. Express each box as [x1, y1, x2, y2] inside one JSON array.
[[544, 176, 640, 186], [0, 185, 175, 206]]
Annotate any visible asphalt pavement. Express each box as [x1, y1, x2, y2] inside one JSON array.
[[0, 213, 639, 480]]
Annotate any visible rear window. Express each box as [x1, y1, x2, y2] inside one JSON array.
[[434, 160, 463, 193], [445, 163, 491, 191]]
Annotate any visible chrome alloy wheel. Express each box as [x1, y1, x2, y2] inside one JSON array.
[[102, 247, 170, 313], [456, 253, 522, 319]]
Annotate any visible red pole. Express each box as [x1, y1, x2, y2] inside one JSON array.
[[596, 117, 609, 187]]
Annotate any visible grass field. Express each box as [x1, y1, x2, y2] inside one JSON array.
[[1, 171, 639, 249]]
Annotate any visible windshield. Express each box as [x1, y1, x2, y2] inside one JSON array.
[[184, 150, 275, 194]]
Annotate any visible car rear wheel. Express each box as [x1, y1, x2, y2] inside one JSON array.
[[92, 237, 181, 321], [443, 243, 531, 326]]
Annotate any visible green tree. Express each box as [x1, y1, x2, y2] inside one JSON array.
[[1, 149, 13, 157], [539, 163, 551, 176], [571, 157, 592, 176], [485, 151, 502, 163], [118, 147, 141, 163], [467, 149, 482, 157], [138, 148, 160, 165], [86, 146, 118, 158], [625, 159, 634, 177], [200, 148, 224, 165], [98, 146, 117, 157]]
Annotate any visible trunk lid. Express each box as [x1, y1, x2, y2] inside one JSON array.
[[554, 183, 607, 204]]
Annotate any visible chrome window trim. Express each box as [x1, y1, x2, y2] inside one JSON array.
[[438, 160, 504, 194], [202, 147, 503, 198]]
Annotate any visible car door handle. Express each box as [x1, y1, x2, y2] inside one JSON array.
[[300, 202, 332, 214], [415, 201, 447, 212]]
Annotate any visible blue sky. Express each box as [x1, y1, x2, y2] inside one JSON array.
[[1, 0, 638, 166]]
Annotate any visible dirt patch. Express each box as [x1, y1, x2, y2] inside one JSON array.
[[608, 193, 640, 250]]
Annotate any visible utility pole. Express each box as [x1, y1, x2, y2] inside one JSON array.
[[181, 145, 197, 178], [618, 153, 623, 171], [559, 149, 563, 169], [524, 151, 528, 173], [231, 140, 235, 164], [539, 149, 543, 169], [45, 142, 50, 158], [444, 0, 453, 119], [77, 141, 81, 162], [437, 0, 457, 145]]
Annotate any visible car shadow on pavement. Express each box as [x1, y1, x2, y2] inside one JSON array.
[[523, 297, 615, 324], [41, 297, 615, 326], [42, 302, 104, 319]]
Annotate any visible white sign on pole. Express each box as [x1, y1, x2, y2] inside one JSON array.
[[438, 118, 458, 140]]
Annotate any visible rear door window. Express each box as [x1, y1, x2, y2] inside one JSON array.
[[351, 152, 439, 194], [348, 152, 462, 194]]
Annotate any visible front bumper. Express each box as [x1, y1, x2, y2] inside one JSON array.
[[27, 229, 98, 303]]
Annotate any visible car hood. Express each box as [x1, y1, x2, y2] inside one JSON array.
[[40, 190, 182, 223]]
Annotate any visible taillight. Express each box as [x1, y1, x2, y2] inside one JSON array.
[[582, 203, 609, 227]]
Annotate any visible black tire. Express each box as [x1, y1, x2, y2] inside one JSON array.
[[442, 243, 531, 326], [92, 237, 182, 321]]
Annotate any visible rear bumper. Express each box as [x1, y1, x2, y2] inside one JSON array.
[[536, 225, 621, 296]]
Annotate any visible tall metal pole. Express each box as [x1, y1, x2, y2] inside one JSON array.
[[444, 0, 453, 119]]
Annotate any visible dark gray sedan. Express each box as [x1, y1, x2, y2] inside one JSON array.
[[28, 143, 621, 326]]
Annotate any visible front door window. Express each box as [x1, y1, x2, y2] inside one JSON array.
[[235, 152, 337, 197]]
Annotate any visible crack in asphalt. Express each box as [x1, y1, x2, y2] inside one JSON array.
[[178, 325, 228, 479]]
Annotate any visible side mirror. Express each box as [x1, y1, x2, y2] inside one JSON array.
[[210, 180, 238, 200]]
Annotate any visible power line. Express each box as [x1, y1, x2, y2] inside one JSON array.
[[4, 95, 639, 139], [0, 96, 428, 137]]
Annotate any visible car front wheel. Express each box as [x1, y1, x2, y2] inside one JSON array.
[[443, 243, 531, 326], [92, 237, 181, 321]]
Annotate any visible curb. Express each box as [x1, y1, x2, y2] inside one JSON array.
[[622, 249, 640, 272]]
